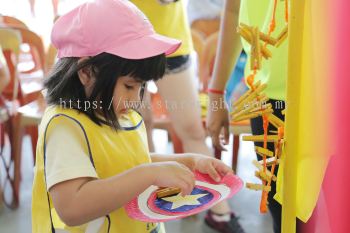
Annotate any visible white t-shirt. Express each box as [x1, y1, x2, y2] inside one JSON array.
[[187, 0, 224, 24], [45, 116, 98, 191]]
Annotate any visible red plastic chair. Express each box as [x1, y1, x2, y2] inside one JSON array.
[[0, 16, 28, 29], [0, 15, 43, 74], [150, 92, 182, 153], [0, 28, 22, 208], [0, 25, 46, 208], [0, 24, 45, 161]]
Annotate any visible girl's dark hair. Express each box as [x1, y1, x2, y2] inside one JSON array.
[[45, 52, 166, 130]]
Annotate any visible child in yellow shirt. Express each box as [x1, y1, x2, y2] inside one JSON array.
[[32, 1, 232, 232]]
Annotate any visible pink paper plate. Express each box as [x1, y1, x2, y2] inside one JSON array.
[[125, 171, 243, 222]]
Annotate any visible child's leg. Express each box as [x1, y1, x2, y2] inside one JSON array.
[[52, 0, 59, 18], [29, 0, 36, 16], [156, 63, 231, 214]]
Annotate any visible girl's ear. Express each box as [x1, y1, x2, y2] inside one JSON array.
[[77, 57, 94, 87], [77, 57, 95, 96]]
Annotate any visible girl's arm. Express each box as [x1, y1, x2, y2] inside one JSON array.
[[207, 0, 242, 150], [209, 0, 242, 91], [151, 153, 233, 182], [50, 162, 195, 226], [151, 153, 196, 170]]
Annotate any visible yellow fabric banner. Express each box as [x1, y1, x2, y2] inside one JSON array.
[[274, 0, 332, 232]]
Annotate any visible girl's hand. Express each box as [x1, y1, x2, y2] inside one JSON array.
[[192, 155, 233, 182], [206, 93, 230, 151], [150, 161, 195, 196]]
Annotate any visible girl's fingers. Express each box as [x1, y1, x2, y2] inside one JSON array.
[[207, 163, 221, 182], [223, 124, 230, 145], [176, 181, 188, 196], [183, 171, 196, 188], [180, 163, 193, 173], [211, 129, 227, 151], [178, 179, 193, 196], [214, 160, 233, 175]]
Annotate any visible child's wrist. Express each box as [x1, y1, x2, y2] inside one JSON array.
[[181, 153, 199, 171], [137, 164, 156, 185], [207, 88, 226, 95]]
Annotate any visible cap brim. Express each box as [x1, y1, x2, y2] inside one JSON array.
[[106, 34, 181, 59]]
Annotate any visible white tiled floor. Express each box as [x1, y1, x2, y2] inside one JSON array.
[[0, 130, 273, 233]]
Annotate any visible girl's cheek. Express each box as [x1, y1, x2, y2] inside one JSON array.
[[112, 97, 119, 111]]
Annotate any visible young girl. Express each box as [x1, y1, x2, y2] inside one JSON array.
[[31, 0, 232, 232]]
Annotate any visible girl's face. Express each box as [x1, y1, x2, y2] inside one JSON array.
[[112, 76, 145, 115]]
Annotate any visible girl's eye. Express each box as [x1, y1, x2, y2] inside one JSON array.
[[124, 84, 134, 90]]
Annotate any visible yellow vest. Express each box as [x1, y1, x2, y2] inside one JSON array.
[[131, 0, 193, 57], [32, 106, 164, 233]]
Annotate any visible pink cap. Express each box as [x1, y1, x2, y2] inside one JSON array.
[[51, 0, 181, 59]]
